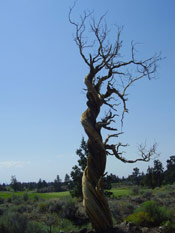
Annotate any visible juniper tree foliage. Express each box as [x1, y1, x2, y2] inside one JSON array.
[[144, 160, 164, 188], [164, 155, 175, 184], [70, 137, 88, 198]]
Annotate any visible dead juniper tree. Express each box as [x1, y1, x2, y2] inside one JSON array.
[[69, 7, 161, 233]]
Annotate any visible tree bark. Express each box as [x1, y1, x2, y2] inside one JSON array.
[[80, 75, 113, 232]]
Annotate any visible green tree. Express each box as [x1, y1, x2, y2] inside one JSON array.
[[70, 137, 88, 198], [144, 160, 164, 188], [103, 174, 112, 190], [37, 179, 48, 192], [153, 159, 164, 187], [64, 174, 72, 190], [53, 175, 62, 192], [164, 155, 175, 184], [144, 166, 154, 188], [132, 167, 140, 185], [10, 176, 22, 192], [64, 174, 71, 183]]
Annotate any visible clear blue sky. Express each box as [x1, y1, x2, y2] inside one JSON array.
[[0, 0, 174, 183]]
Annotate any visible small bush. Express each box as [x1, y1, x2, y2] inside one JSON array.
[[0, 197, 4, 204], [45, 214, 58, 228], [0, 208, 4, 216], [58, 218, 80, 233], [17, 205, 27, 214], [25, 221, 47, 233], [109, 199, 135, 224], [127, 211, 153, 226], [163, 220, 175, 233], [38, 202, 48, 213], [34, 195, 39, 202], [61, 199, 77, 220], [108, 199, 121, 223], [0, 223, 10, 233], [48, 200, 62, 214], [126, 200, 170, 227], [104, 191, 113, 198], [142, 190, 152, 199], [0, 212, 28, 233], [131, 186, 140, 195], [6, 197, 12, 203], [23, 193, 29, 202], [12, 195, 21, 205], [9, 213, 28, 233]]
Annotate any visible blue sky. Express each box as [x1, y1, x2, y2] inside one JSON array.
[[0, 0, 174, 183]]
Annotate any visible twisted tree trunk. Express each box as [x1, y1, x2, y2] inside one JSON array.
[[80, 74, 113, 232]]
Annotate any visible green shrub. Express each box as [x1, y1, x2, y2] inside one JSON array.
[[104, 191, 113, 198], [25, 221, 47, 233], [0, 223, 10, 233], [6, 197, 12, 203], [34, 195, 39, 202], [17, 205, 27, 214], [0, 212, 28, 233], [45, 214, 58, 231], [131, 186, 140, 195], [126, 200, 170, 227], [58, 218, 80, 233], [12, 195, 21, 205], [0, 197, 4, 204], [38, 202, 48, 213], [61, 199, 77, 220], [142, 190, 152, 199], [48, 200, 62, 214], [23, 193, 29, 202], [155, 191, 167, 199], [163, 220, 175, 233], [0, 208, 4, 216], [8, 212, 28, 233], [127, 211, 154, 226]]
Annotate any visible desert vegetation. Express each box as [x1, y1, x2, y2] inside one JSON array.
[[1, 139, 175, 232], [0, 183, 175, 233]]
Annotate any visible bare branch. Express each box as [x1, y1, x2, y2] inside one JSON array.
[[96, 111, 118, 131], [103, 83, 128, 113], [105, 143, 158, 163], [95, 68, 113, 92], [69, 4, 93, 66], [104, 133, 123, 146]]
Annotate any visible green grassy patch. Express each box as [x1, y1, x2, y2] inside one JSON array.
[[110, 188, 132, 197], [33, 191, 70, 199], [0, 191, 70, 200]]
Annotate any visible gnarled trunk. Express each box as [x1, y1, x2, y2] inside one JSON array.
[[80, 75, 113, 232]]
